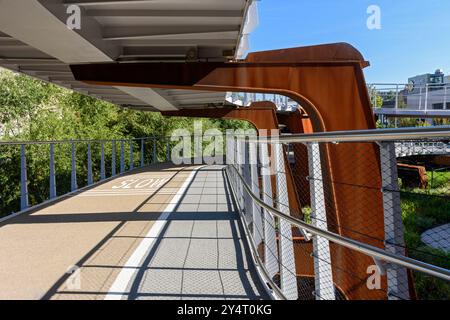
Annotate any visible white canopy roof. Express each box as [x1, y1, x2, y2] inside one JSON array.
[[0, 0, 258, 111]]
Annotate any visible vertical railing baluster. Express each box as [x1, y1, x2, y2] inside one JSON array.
[[372, 88, 376, 108], [273, 141, 298, 300], [20, 144, 28, 211], [418, 87, 423, 110], [166, 139, 170, 162], [307, 142, 335, 300], [379, 142, 410, 300], [153, 138, 157, 164], [140, 138, 144, 167], [259, 141, 278, 279], [71, 142, 77, 192], [226, 132, 235, 166], [444, 86, 448, 110], [395, 84, 399, 110], [236, 135, 245, 210], [87, 142, 93, 185], [249, 138, 263, 247], [242, 138, 253, 226], [101, 142, 106, 180], [111, 140, 116, 177], [194, 130, 202, 165], [49, 143, 56, 199], [120, 140, 125, 173], [129, 140, 134, 171]]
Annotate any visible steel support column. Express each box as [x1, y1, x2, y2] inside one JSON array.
[[49, 143, 56, 199], [87, 142, 93, 185], [101, 142, 106, 180], [129, 140, 134, 171], [140, 139, 145, 167], [20, 144, 28, 211], [71, 142, 77, 192], [166, 140, 170, 162], [111, 140, 116, 177], [120, 140, 125, 173], [153, 138, 157, 164]]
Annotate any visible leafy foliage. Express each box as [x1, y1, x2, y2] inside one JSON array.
[[0, 68, 251, 216]]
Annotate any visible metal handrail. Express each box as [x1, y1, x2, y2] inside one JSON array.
[[227, 164, 450, 282], [0, 133, 229, 146], [254, 126, 450, 144], [368, 83, 450, 88], [0, 137, 162, 146], [225, 168, 286, 300], [4, 127, 449, 147]]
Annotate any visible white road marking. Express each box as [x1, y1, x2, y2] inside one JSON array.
[[104, 167, 201, 300], [78, 189, 185, 197]]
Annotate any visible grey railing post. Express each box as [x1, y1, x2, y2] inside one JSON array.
[[166, 139, 170, 162], [153, 138, 157, 164], [444, 86, 448, 110], [227, 132, 235, 166], [249, 139, 263, 247], [259, 141, 279, 279], [307, 142, 335, 300], [273, 141, 298, 300], [87, 142, 93, 185], [236, 135, 245, 209], [49, 143, 56, 199], [129, 140, 134, 171], [379, 142, 410, 300], [395, 84, 399, 110], [140, 138, 144, 167], [71, 142, 77, 192], [242, 138, 253, 226], [120, 140, 125, 173], [418, 87, 423, 110], [111, 140, 116, 177], [233, 135, 239, 199], [229, 135, 239, 195], [100, 142, 106, 180], [20, 144, 28, 211], [372, 88, 376, 108], [193, 132, 202, 165]]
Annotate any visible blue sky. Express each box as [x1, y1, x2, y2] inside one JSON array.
[[249, 0, 450, 83]]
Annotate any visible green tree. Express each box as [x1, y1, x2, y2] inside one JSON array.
[[0, 68, 252, 216]]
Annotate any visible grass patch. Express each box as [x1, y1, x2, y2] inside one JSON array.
[[429, 171, 450, 195], [400, 181, 450, 300]]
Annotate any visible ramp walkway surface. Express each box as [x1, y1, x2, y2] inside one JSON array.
[[0, 164, 268, 300]]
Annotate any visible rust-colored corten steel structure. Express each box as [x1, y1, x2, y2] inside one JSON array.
[[71, 43, 389, 299]]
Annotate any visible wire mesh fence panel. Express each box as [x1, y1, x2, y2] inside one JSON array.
[[393, 140, 450, 299], [225, 130, 449, 300]]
